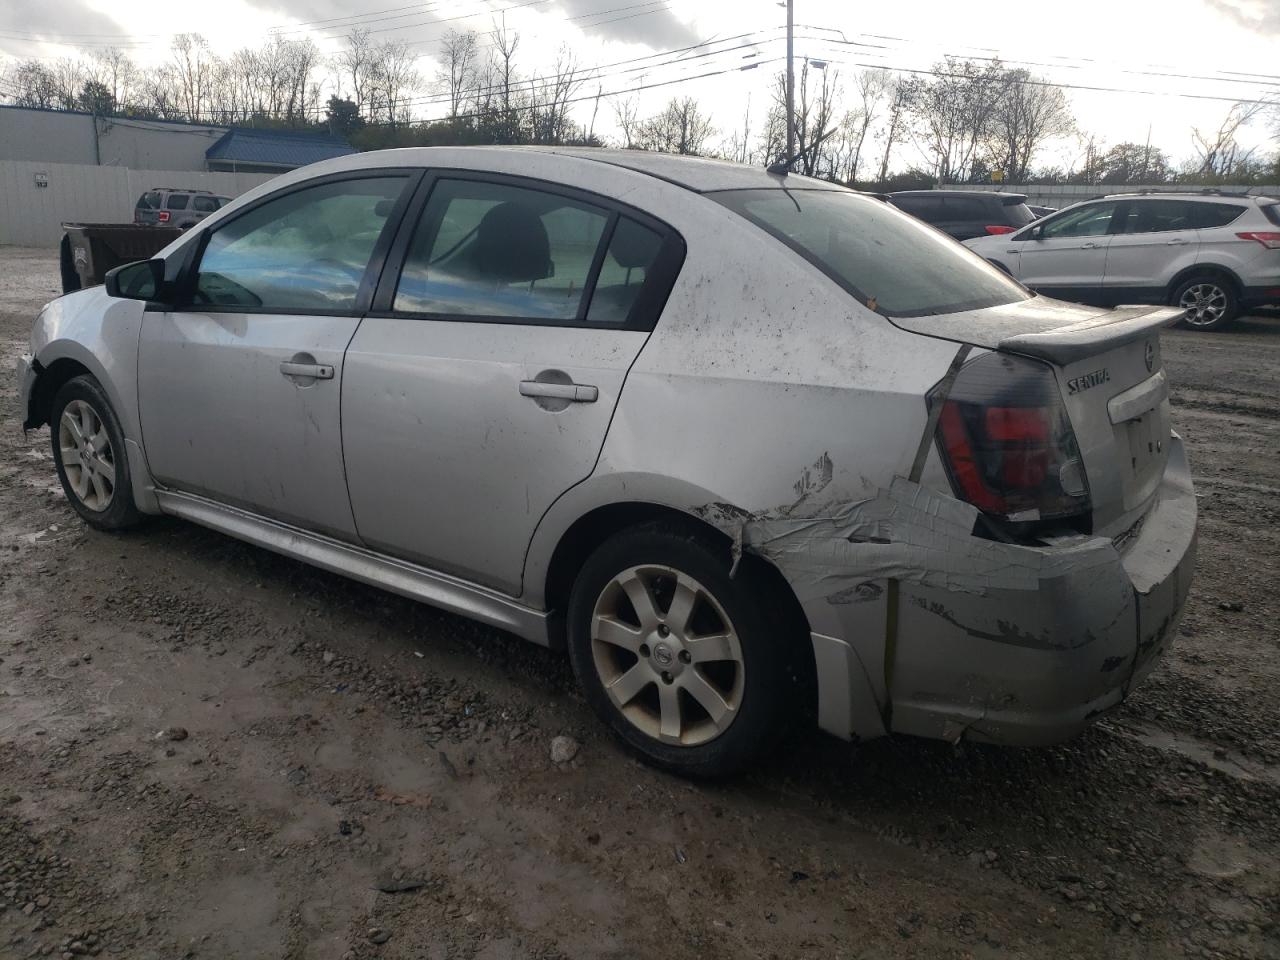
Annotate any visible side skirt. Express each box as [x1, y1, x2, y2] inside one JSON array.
[[155, 490, 552, 646]]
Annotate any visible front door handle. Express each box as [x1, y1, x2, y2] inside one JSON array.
[[280, 361, 334, 380], [519, 380, 598, 403], [1166, 238, 1190, 245], [1080, 241, 1101, 249]]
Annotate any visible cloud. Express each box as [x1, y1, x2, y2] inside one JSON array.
[[1204, 0, 1280, 35], [0, 1, 133, 58], [553, 0, 700, 49]]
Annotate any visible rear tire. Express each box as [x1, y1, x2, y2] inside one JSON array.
[[50, 376, 142, 531], [566, 522, 795, 777], [1172, 274, 1239, 330]]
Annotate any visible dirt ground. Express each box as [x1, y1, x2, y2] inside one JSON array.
[[0, 242, 1277, 960]]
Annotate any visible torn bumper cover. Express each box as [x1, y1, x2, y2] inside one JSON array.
[[15, 354, 38, 430], [735, 435, 1197, 745]]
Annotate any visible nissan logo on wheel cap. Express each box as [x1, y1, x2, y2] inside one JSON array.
[[653, 643, 674, 666]]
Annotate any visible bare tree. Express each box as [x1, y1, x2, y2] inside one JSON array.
[[49, 57, 85, 110], [1192, 101, 1268, 178], [489, 17, 521, 142], [612, 93, 641, 148], [760, 61, 840, 174], [638, 97, 715, 155], [529, 45, 584, 144], [439, 29, 478, 118], [991, 70, 1075, 182], [338, 28, 376, 121], [3, 59, 60, 109], [910, 57, 1007, 182], [171, 33, 213, 121], [89, 47, 139, 112], [876, 77, 914, 184]]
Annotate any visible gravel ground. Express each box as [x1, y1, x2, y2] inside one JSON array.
[[1, 243, 1277, 960]]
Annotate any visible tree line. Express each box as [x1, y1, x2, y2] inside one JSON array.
[[2, 29, 1276, 185]]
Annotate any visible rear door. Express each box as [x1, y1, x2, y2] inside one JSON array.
[[138, 172, 415, 540], [1103, 199, 1200, 297], [1013, 200, 1118, 300], [341, 173, 683, 595]]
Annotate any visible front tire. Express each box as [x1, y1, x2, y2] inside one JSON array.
[[566, 523, 795, 777], [1173, 274, 1239, 330], [50, 375, 141, 531]]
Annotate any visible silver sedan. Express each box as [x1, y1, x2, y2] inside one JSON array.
[[17, 148, 1197, 775]]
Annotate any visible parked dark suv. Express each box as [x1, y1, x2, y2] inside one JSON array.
[[134, 188, 230, 228], [888, 190, 1037, 241]]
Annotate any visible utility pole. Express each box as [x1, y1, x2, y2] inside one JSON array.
[[785, 0, 795, 166]]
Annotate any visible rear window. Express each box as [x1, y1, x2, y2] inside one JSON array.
[[1186, 201, 1246, 229], [137, 192, 161, 210], [1003, 201, 1037, 226], [166, 194, 190, 211], [713, 189, 1030, 318]]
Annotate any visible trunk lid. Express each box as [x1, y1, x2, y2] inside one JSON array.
[[897, 296, 1185, 534]]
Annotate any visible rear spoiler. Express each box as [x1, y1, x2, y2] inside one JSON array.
[[998, 305, 1186, 365]]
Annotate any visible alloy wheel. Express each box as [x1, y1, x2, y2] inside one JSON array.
[[1179, 282, 1228, 326], [58, 399, 116, 512], [590, 565, 745, 747]]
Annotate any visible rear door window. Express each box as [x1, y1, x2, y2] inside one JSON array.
[[1113, 199, 1198, 234], [585, 218, 663, 325], [892, 195, 945, 222], [393, 179, 610, 321], [166, 194, 190, 211], [713, 188, 1029, 318]]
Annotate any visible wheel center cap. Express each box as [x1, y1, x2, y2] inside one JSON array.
[[652, 642, 674, 667]]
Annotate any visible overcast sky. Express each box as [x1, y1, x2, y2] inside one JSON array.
[[2, 0, 1277, 172]]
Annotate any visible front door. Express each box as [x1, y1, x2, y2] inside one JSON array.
[[1014, 200, 1118, 302], [138, 173, 412, 540], [342, 174, 677, 595]]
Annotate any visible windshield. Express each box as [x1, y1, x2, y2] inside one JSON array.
[[711, 188, 1030, 318]]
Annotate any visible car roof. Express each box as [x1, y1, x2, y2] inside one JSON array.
[[300, 145, 851, 195], [889, 189, 1028, 201]]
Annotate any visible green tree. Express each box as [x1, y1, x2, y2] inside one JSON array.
[[77, 79, 116, 116]]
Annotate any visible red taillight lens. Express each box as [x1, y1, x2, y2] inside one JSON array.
[[932, 353, 1090, 525], [1236, 231, 1280, 249], [157, 210, 170, 223], [985, 225, 1017, 235]]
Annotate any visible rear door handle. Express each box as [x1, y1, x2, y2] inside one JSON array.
[[1166, 238, 1190, 245], [519, 380, 598, 403], [1080, 242, 1101, 249], [280, 361, 334, 380]]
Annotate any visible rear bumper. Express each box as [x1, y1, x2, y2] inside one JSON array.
[[886, 434, 1196, 745]]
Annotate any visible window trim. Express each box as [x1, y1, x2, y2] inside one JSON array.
[[369, 168, 686, 333], [171, 168, 424, 318]]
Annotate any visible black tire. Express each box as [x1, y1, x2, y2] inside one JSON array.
[[566, 522, 796, 777], [49, 375, 142, 531], [1171, 273, 1239, 330]]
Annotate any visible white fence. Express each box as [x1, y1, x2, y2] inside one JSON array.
[[0, 160, 276, 247], [960, 182, 1280, 211]]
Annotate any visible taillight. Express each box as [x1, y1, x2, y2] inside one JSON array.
[[1236, 231, 1280, 249], [985, 225, 1017, 235], [932, 352, 1090, 525], [157, 210, 170, 223]]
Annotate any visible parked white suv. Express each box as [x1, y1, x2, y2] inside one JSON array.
[[965, 192, 1280, 329]]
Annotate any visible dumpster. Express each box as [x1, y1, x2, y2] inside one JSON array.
[[60, 223, 182, 294]]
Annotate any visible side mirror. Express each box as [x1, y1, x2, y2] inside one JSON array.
[[104, 259, 165, 301]]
